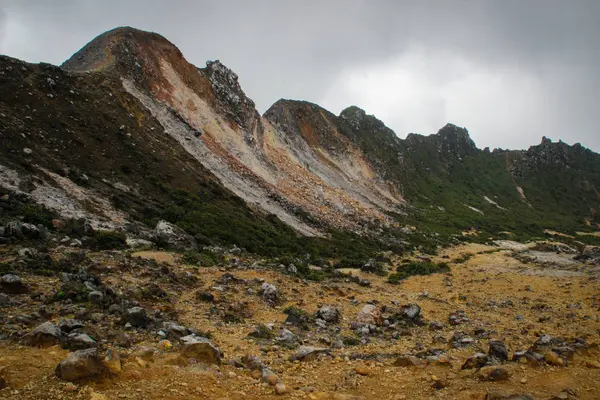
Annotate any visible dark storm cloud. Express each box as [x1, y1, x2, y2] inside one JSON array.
[[1, 0, 599, 151]]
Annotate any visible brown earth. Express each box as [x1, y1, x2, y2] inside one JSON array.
[[0, 243, 599, 399]]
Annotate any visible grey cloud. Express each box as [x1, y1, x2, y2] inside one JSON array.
[[1, 0, 599, 151]]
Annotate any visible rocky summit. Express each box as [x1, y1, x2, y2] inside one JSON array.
[[0, 26, 599, 400]]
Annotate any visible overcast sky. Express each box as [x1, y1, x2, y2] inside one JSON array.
[[1, 0, 599, 151]]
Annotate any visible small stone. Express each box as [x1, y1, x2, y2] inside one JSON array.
[[88, 291, 103, 304], [275, 382, 288, 395], [316, 306, 341, 323], [263, 372, 279, 386], [290, 346, 330, 362], [103, 348, 121, 373], [486, 368, 510, 382], [584, 360, 600, 369], [251, 369, 262, 379], [394, 355, 423, 367], [158, 339, 173, 351], [544, 351, 564, 366], [488, 340, 509, 361], [196, 291, 215, 303], [431, 376, 447, 389], [462, 353, 489, 370], [63, 382, 78, 392], [356, 304, 381, 326], [354, 366, 371, 376], [260, 283, 278, 304]]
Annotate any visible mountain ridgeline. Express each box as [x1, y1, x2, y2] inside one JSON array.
[[1, 27, 599, 258]]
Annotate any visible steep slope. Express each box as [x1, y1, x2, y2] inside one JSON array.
[[0, 55, 320, 256], [1, 25, 599, 256], [62, 27, 404, 233]]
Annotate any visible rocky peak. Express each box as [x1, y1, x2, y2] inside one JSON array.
[[264, 99, 344, 149], [201, 60, 261, 134], [516, 136, 597, 172], [405, 123, 476, 160], [61, 27, 175, 73], [339, 106, 367, 130]]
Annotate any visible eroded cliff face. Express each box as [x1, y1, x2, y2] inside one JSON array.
[[61, 27, 405, 235]]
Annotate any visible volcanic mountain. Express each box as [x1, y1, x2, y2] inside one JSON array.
[[1, 26, 599, 254]]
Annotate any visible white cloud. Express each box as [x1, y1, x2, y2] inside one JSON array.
[[320, 46, 557, 150]]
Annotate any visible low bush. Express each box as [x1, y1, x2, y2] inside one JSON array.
[[388, 261, 450, 284], [91, 231, 127, 250]]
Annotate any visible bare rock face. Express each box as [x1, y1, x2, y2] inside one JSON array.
[[55, 348, 107, 382], [203, 60, 263, 140], [152, 220, 197, 251]]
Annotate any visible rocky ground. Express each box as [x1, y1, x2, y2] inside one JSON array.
[[0, 226, 599, 400]]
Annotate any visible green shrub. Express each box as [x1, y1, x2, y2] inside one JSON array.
[[182, 250, 223, 267], [388, 261, 450, 284], [91, 231, 127, 250], [453, 253, 474, 263]]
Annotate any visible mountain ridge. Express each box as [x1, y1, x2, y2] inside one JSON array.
[[1, 26, 599, 258]]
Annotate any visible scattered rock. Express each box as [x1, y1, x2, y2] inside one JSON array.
[[55, 348, 107, 382], [400, 303, 421, 321], [277, 328, 298, 345], [544, 351, 565, 366], [488, 340, 509, 362], [480, 367, 511, 382], [196, 291, 215, 303], [124, 306, 150, 328], [512, 350, 544, 366], [393, 355, 423, 367], [0, 274, 28, 294], [24, 321, 63, 347], [316, 305, 341, 323], [88, 291, 104, 304], [290, 346, 330, 361], [103, 348, 121, 373], [356, 304, 381, 326], [462, 353, 489, 370], [58, 319, 85, 333], [179, 335, 222, 364], [64, 333, 97, 350], [260, 283, 278, 304], [275, 382, 288, 395]]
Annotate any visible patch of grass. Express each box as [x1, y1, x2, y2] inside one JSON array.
[[388, 261, 450, 284]]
